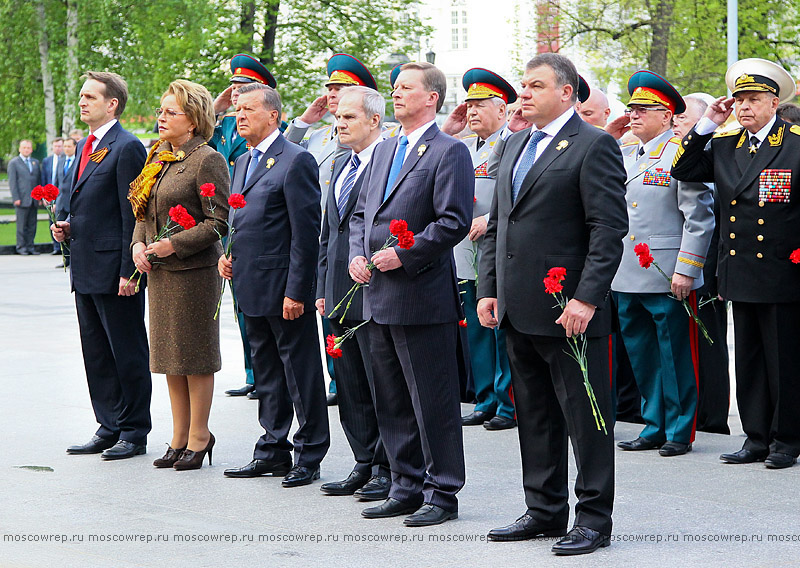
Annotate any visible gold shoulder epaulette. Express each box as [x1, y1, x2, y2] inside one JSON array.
[[790, 124, 800, 136], [669, 136, 682, 144], [621, 141, 638, 147], [463, 133, 478, 139], [712, 129, 741, 138]]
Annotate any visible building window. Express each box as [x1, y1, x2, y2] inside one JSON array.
[[462, 27, 468, 48], [462, 10, 467, 24], [451, 10, 458, 25], [451, 28, 459, 49]]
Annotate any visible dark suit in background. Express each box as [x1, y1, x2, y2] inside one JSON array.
[[350, 123, 473, 512], [68, 122, 151, 446], [479, 111, 627, 535], [7, 154, 41, 254], [318, 145, 389, 483], [231, 134, 330, 470]]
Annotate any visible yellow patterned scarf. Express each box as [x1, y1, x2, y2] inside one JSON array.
[[128, 139, 187, 221]]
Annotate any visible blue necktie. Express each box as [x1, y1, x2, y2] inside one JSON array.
[[64, 157, 72, 176], [25, 158, 31, 173], [511, 130, 547, 204], [337, 153, 360, 218], [383, 135, 408, 201], [244, 148, 261, 184]]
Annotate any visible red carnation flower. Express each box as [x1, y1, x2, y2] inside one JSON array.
[[633, 242, 650, 256], [325, 334, 343, 358], [791, 249, 800, 264], [547, 267, 567, 281], [31, 185, 44, 200], [397, 231, 415, 249], [458, 319, 467, 328], [42, 183, 59, 201], [543, 275, 564, 295], [228, 193, 247, 209], [633, 242, 654, 269], [169, 204, 196, 230], [389, 219, 408, 236], [200, 183, 216, 197]]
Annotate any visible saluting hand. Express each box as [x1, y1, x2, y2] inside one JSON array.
[[605, 114, 631, 140], [706, 96, 735, 126], [213, 85, 234, 114], [298, 95, 329, 124], [442, 103, 468, 136]]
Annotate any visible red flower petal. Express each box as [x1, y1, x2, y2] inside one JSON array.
[[389, 219, 408, 236], [200, 183, 216, 197], [228, 193, 247, 209], [547, 267, 567, 281], [790, 248, 800, 264]]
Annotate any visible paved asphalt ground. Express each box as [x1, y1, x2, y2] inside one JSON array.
[[2, 255, 799, 567]]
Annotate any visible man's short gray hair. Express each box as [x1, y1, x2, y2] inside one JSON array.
[[341, 86, 385, 124], [525, 53, 579, 104], [237, 83, 282, 116], [683, 94, 709, 116]]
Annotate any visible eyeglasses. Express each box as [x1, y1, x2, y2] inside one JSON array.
[[625, 107, 668, 116], [155, 108, 186, 118]]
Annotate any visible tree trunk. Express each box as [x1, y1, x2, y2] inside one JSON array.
[[61, 0, 79, 136], [261, 0, 280, 66], [35, 0, 57, 144], [240, 0, 255, 53], [649, 0, 674, 76]]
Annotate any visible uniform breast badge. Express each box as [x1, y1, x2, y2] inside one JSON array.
[[643, 168, 671, 186], [759, 169, 791, 203], [89, 147, 109, 164]]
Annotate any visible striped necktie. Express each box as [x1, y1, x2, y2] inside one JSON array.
[[337, 153, 360, 218], [511, 130, 546, 204]]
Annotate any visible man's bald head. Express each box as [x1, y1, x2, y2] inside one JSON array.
[[576, 88, 610, 127]]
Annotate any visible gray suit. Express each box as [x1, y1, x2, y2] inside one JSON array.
[[285, 120, 339, 207], [8, 155, 41, 253]]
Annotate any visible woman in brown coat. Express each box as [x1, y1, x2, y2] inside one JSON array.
[[130, 80, 230, 470]]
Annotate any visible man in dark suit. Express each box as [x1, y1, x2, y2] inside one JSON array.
[[220, 83, 330, 487], [349, 62, 473, 527], [52, 71, 151, 460], [316, 86, 390, 500], [477, 53, 627, 554], [8, 139, 41, 255], [54, 137, 77, 268], [672, 58, 800, 469], [41, 137, 65, 255]]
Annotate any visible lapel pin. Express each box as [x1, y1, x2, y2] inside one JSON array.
[[417, 144, 427, 157], [266, 157, 275, 169], [555, 140, 568, 151]]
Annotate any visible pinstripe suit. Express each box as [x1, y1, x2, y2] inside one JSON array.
[[318, 146, 388, 478], [350, 123, 474, 511]]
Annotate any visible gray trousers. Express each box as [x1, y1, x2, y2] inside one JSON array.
[[15, 205, 37, 253]]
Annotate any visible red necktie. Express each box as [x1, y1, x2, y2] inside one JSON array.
[[77, 133, 97, 179]]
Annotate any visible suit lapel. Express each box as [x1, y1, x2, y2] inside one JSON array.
[[242, 134, 286, 195], [499, 130, 530, 211], [512, 114, 580, 209], [340, 172, 366, 224], [733, 121, 786, 198], [382, 123, 438, 204], [72, 122, 120, 193], [328, 148, 352, 224]]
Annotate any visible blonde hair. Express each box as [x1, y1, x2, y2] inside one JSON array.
[[162, 80, 215, 141]]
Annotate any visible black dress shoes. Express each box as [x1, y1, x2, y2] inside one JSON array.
[[66, 435, 117, 455], [225, 384, 254, 397], [282, 465, 320, 487], [354, 475, 391, 501], [224, 458, 293, 478], [765, 452, 797, 469], [551, 526, 610, 555], [320, 470, 369, 495], [659, 441, 692, 456], [101, 440, 146, 460], [326, 393, 338, 406], [404, 504, 457, 527], [462, 410, 493, 426], [719, 448, 768, 464], [487, 513, 567, 542], [362, 498, 421, 519], [247, 389, 259, 399], [484, 416, 517, 430], [617, 437, 663, 451]]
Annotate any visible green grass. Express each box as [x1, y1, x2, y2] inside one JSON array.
[[0, 220, 53, 246]]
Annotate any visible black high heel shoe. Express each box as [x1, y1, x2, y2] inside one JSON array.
[[153, 445, 186, 468], [173, 433, 215, 470]]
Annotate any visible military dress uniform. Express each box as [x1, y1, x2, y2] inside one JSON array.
[[455, 68, 517, 428], [672, 59, 800, 467], [209, 53, 277, 396], [613, 72, 714, 454]]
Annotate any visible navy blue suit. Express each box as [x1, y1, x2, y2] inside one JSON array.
[[231, 133, 330, 468], [350, 124, 473, 511], [67, 122, 151, 445], [318, 149, 388, 479]]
